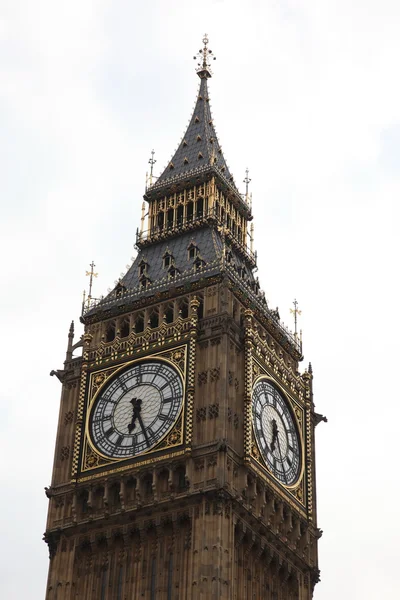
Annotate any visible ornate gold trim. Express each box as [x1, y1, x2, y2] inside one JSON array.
[[79, 345, 188, 474]]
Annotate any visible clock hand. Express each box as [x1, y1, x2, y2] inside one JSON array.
[[136, 413, 151, 447], [276, 431, 287, 485], [270, 418, 278, 452], [127, 398, 141, 434]]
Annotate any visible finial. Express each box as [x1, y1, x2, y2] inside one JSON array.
[[66, 320, 75, 360], [250, 222, 254, 254], [148, 149, 156, 187], [193, 34, 216, 79], [244, 168, 251, 203], [290, 299, 302, 339], [82, 261, 98, 314]]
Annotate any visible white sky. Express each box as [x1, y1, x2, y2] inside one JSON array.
[[1, 1, 399, 598]]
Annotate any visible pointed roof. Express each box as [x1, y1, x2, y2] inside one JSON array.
[[150, 35, 237, 192]]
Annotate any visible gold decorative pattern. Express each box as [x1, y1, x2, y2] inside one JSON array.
[[79, 344, 188, 474], [243, 309, 253, 463], [248, 353, 307, 509]]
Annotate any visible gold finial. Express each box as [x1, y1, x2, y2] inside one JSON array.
[[290, 299, 302, 338], [84, 261, 98, 311], [243, 168, 251, 204], [193, 34, 216, 79], [148, 149, 156, 187]]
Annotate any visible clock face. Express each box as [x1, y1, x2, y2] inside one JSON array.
[[89, 360, 184, 459], [252, 379, 301, 486]]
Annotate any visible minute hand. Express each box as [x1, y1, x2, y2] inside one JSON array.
[[137, 413, 151, 447], [276, 433, 287, 485]]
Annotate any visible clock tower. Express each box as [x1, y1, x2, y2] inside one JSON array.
[[44, 36, 323, 599]]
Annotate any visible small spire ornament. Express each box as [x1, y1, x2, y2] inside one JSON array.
[[243, 168, 251, 204], [193, 34, 216, 79], [290, 299, 302, 339], [148, 149, 156, 187]]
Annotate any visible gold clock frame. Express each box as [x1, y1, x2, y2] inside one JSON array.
[[79, 344, 188, 476], [250, 356, 307, 508]]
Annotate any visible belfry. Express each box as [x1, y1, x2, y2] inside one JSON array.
[[44, 35, 322, 599]]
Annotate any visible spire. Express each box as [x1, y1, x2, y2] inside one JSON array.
[[152, 35, 235, 189]]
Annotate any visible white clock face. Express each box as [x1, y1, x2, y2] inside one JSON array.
[[89, 360, 183, 459], [252, 379, 301, 486]]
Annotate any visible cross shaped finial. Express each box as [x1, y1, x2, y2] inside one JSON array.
[[290, 299, 302, 338], [84, 261, 98, 311], [243, 168, 251, 202], [148, 149, 156, 186], [193, 34, 216, 79]]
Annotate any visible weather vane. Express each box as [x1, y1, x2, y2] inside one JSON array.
[[290, 299, 302, 338], [193, 34, 216, 78], [82, 261, 98, 314]]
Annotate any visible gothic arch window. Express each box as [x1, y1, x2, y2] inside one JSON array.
[[177, 204, 184, 225], [141, 473, 153, 498], [105, 321, 116, 343], [197, 296, 204, 319], [179, 298, 189, 319], [140, 274, 151, 289], [120, 318, 130, 338], [115, 281, 126, 298], [158, 469, 169, 494], [134, 312, 144, 333], [94, 486, 104, 510], [196, 197, 204, 218], [149, 308, 159, 329], [194, 256, 206, 272], [187, 200, 194, 221], [125, 477, 137, 503], [163, 249, 174, 269], [168, 265, 179, 279], [138, 259, 148, 277], [175, 465, 186, 491], [167, 208, 174, 229], [163, 303, 174, 324], [188, 241, 199, 260], [109, 483, 120, 508], [157, 211, 165, 231], [79, 489, 89, 515]]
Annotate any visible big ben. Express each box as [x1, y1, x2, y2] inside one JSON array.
[[44, 36, 323, 599]]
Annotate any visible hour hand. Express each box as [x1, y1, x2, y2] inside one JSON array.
[[127, 397, 142, 433], [270, 418, 278, 452]]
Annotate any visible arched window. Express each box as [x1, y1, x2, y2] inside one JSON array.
[[179, 298, 189, 319], [135, 313, 144, 333], [196, 197, 204, 218], [120, 318, 130, 338], [187, 201, 194, 221], [164, 303, 174, 324], [105, 321, 116, 343], [149, 309, 159, 329], [177, 204, 184, 225]]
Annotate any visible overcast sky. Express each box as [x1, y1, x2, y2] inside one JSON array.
[[1, 1, 400, 598]]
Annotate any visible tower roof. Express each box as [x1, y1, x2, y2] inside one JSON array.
[[150, 35, 236, 191]]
